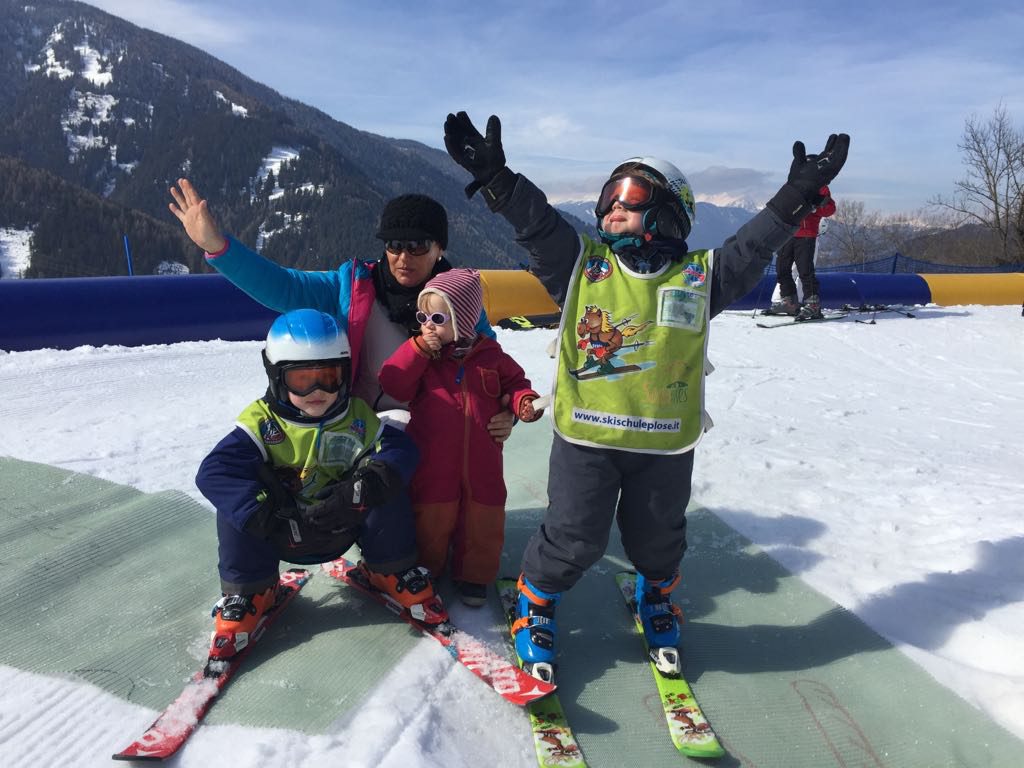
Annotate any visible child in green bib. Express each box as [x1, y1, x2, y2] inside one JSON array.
[[196, 309, 447, 662], [444, 110, 849, 682]]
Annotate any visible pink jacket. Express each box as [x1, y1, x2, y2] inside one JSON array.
[[380, 337, 538, 504]]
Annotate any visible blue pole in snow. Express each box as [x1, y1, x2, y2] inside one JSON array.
[[123, 235, 134, 276]]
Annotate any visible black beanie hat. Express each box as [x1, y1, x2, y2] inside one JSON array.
[[375, 194, 448, 250]]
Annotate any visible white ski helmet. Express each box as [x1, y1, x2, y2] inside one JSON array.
[[598, 156, 696, 242]]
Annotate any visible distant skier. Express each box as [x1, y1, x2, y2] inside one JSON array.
[[379, 268, 543, 606], [766, 185, 836, 320], [443, 110, 849, 681], [196, 309, 446, 660]]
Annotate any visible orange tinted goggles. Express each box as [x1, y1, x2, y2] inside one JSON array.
[[281, 364, 344, 396], [595, 175, 656, 217]]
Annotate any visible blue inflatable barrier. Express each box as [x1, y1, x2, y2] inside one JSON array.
[[1, 270, 1020, 352], [733, 273, 934, 310], [0, 274, 277, 352]]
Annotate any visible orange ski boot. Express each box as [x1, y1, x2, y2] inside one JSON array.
[[209, 584, 278, 660]]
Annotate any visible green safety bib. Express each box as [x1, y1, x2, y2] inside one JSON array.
[[236, 397, 382, 505], [553, 238, 713, 454]]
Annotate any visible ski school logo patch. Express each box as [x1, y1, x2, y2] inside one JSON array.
[[583, 254, 613, 283], [350, 418, 367, 440], [259, 417, 285, 445], [681, 262, 706, 287]]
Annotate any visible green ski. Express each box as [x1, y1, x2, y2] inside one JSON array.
[[615, 571, 725, 759], [496, 578, 587, 768]]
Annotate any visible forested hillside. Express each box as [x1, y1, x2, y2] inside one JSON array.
[[0, 0, 563, 276]]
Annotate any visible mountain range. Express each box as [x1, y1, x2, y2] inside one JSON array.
[[1, 1, 1008, 280]]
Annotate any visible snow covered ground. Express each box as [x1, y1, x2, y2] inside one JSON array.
[[1, 304, 1022, 766], [0, 226, 31, 278]]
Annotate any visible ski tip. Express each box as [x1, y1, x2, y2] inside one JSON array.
[[678, 742, 726, 759]]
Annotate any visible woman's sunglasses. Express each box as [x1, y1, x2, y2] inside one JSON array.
[[385, 239, 434, 257], [415, 310, 450, 326]]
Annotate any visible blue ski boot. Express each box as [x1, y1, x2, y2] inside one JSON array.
[[636, 572, 683, 676], [510, 574, 560, 684]]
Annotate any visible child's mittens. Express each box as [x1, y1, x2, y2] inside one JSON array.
[[518, 394, 548, 423], [413, 335, 441, 359]]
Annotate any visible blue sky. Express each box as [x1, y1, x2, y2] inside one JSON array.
[[86, 0, 1024, 213]]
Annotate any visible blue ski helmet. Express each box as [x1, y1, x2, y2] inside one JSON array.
[[262, 309, 352, 420]]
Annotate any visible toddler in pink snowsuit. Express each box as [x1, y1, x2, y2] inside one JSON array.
[[379, 268, 543, 606]]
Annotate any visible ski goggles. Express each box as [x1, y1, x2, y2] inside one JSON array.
[[385, 239, 434, 257], [595, 175, 657, 217], [281, 363, 346, 397], [415, 310, 450, 326]]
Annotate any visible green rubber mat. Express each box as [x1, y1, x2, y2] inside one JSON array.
[[3, 429, 1023, 766], [504, 424, 1024, 767], [0, 455, 424, 732]]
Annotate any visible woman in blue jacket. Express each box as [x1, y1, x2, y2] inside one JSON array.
[[169, 179, 514, 438]]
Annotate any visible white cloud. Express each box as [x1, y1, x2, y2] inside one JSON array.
[[532, 115, 575, 139]]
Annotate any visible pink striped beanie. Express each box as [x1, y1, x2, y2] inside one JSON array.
[[420, 268, 483, 344]]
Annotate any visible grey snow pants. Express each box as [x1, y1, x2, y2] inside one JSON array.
[[521, 433, 693, 594]]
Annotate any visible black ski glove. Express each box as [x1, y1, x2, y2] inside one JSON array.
[[766, 133, 850, 226], [243, 463, 298, 539], [444, 111, 506, 199], [348, 459, 404, 508], [300, 460, 403, 532], [244, 495, 296, 539]]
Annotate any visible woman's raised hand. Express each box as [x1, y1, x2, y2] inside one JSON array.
[[168, 178, 228, 254]]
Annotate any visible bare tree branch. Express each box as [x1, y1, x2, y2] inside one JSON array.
[[930, 103, 1024, 264]]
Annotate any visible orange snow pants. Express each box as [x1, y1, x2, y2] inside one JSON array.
[[414, 496, 505, 584]]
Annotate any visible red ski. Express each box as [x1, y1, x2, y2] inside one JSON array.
[[322, 557, 556, 707], [112, 568, 310, 761]]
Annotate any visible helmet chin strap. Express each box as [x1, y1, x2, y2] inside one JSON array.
[[597, 228, 649, 251], [598, 225, 688, 275], [598, 207, 665, 272]]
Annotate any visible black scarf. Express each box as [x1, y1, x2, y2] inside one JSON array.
[[371, 254, 453, 336]]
